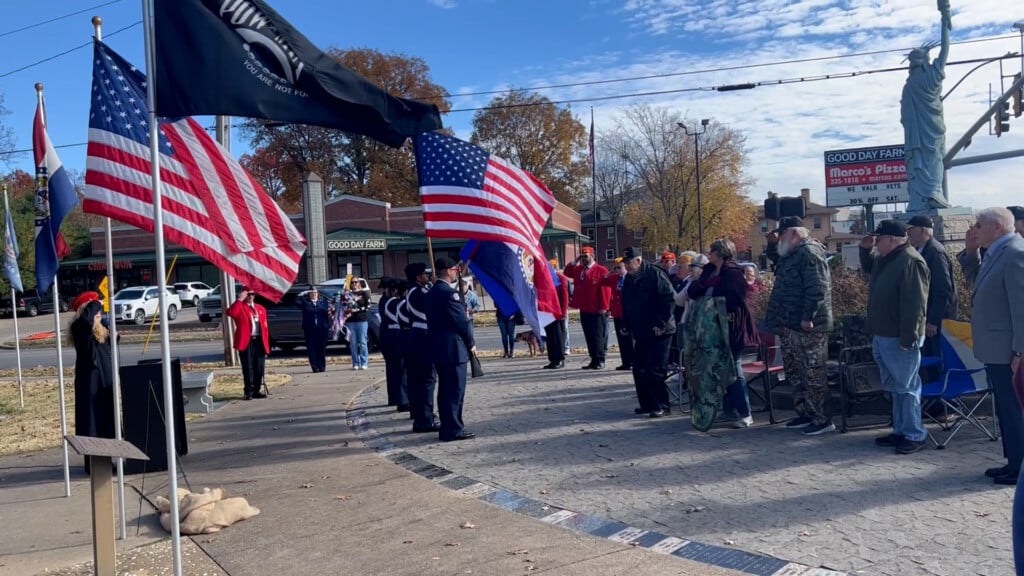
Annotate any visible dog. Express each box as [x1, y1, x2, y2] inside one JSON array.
[[514, 330, 539, 357]]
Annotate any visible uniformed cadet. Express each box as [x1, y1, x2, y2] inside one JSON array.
[[379, 278, 409, 411], [403, 262, 440, 432], [426, 257, 477, 442]]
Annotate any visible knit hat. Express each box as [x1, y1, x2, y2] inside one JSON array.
[[71, 291, 101, 313]]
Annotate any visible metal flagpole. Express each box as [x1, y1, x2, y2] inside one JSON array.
[[590, 107, 596, 246], [140, 2, 183, 573], [4, 187, 24, 408], [215, 115, 237, 367], [36, 84, 71, 498], [93, 15, 127, 540]]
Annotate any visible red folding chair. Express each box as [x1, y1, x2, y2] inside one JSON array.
[[741, 333, 784, 424]]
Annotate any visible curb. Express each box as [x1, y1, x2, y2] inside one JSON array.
[[346, 381, 847, 576]]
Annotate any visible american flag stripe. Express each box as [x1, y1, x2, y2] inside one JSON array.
[[415, 132, 556, 253], [83, 41, 304, 300]]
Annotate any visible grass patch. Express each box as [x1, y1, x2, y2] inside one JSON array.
[[0, 372, 291, 457]]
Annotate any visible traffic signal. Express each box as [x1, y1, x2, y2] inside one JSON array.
[[995, 101, 1010, 137]]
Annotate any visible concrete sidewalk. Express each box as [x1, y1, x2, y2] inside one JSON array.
[[1, 363, 743, 576]]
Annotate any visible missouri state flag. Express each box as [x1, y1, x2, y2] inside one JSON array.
[[33, 96, 78, 296]]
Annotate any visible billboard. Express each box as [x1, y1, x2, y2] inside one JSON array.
[[824, 145, 909, 207]]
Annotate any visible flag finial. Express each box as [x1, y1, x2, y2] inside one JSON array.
[[34, 83, 43, 93]]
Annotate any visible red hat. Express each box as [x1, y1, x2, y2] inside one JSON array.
[[71, 291, 101, 312], [661, 251, 676, 261], [581, 246, 595, 255]]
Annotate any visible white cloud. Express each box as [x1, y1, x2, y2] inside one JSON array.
[[448, 0, 1024, 211], [427, 0, 457, 8]]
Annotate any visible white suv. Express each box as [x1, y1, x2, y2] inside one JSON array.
[[173, 281, 214, 307], [112, 286, 182, 325]]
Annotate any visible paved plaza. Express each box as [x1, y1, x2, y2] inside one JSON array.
[[356, 356, 1015, 576]]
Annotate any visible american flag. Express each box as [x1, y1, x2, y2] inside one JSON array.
[[414, 132, 556, 251], [83, 40, 306, 301]]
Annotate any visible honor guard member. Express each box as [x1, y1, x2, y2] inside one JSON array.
[[403, 262, 440, 432], [427, 257, 477, 441], [379, 278, 410, 411]]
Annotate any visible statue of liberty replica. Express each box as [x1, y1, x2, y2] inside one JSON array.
[[901, 0, 952, 212]]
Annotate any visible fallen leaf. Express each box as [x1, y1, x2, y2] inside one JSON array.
[[975, 511, 991, 518], [579, 429, 591, 434], [445, 542, 461, 547], [272, 426, 280, 430], [602, 473, 618, 478], [539, 489, 549, 495], [525, 565, 538, 571], [431, 556, 440, 560], [534, 441, 543, 445], [321, 475, 330, 480], [334, 495, 353, 501], [300, 483, 315, 489], [798, 530, 812, 537], [686, 506, 705, 514], [541, 506, 549, 511], [724, 539, 735, 546], [460, 521, 476, 529], [660, 489, 673, 496], [598, 443, 610, 448], [629, 541, 641, 547], [507, 549, 530, 555], [402, 540, 413, 544]]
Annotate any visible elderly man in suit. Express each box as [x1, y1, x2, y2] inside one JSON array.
[[970, 207, 1024, 488]]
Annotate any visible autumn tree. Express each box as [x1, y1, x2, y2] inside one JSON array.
[[593, 132, 641, 255], [241, 48, 451, 209], [0, 94, 17, 169], [470, 90, 589, 206], [617, 104, 755, 253]]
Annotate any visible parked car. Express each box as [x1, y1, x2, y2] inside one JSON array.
[[196, 285, 223, 323], [0, 287, 71, 317], [173, 281, 214, 307], [264, 284, 380, 353], [112, 286, 182, 325]]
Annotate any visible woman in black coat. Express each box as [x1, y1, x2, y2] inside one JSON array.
[[686, 239, 759, 428], [69, 292, 116, 467]]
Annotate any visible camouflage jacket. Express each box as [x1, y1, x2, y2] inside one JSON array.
[[765, 239, 833, 333]]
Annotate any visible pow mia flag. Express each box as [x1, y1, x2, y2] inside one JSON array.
[[152, 0, 443, 148]]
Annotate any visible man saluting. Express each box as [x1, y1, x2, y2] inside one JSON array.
[[426, 257, 477, 442]]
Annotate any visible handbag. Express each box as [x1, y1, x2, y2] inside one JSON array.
[[470, 352, 485, 378]]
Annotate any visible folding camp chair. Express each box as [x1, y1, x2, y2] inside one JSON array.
[[667, 331, 690, 413], [921, 320, 997, 449], [741, 333, 784, 424], [837, 315, 890, 433]]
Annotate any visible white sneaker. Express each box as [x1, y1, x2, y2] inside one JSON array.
[[352, 366, 359, 370], [733, 416, 754, 429], [360, 365, 368, 370]]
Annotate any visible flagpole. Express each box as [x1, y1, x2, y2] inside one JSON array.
[[4, 186, 24, 409], [426, 237, 436, 283], [36, 84, 71, 498], [92, 15, 127, 541], [140, 2, 183, 574], [590, 106, 596, 249]]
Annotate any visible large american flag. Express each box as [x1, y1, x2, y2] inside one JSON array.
[[414, 132, 556, 251], [84, 40, 305, 300]]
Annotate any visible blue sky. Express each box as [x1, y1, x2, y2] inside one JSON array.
[[2, 0, 1023, 210]]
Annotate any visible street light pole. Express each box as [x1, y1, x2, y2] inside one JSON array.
[[678, 119, 710, 253]]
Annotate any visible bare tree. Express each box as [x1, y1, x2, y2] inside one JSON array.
[[594, 132, 641, 255]]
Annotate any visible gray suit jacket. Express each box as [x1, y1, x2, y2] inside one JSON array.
[[971, 234, 1024, 365]]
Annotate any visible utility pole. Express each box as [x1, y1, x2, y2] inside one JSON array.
[[678, 119, 710, 253]]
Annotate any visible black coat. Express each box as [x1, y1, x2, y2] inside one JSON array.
[[71, 301, 115, 439], [425, 281, 475, 364], [297, 296, 331, 337], [621, 262, 676, 339], [918, 237, 957, 325]]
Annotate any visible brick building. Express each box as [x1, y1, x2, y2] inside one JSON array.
[[745, 188, 861, 270]]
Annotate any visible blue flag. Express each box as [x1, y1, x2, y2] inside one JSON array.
[[2, 195, 22, 293], [460, 240, 559, 337], [33, 97, 78, 296]]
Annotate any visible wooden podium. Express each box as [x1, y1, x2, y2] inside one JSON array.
[[65, 435, 149, 576]]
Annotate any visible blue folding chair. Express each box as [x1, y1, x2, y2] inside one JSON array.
[[920, 320, 998, 449]]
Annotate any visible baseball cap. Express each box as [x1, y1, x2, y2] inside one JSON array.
[[689, 254, 709, 268], [870, 219, 907, 238], [772, 216, 803, 234], [71, 291, 101, 312], [622, 247, 641, 260], [435, 256, 459, 270], [907, 215, 933, 228], [581, 246, 595, 255], [660, 251, 676, 261], [1008, 206, 1024, 222], [404, 262, 429, 282]]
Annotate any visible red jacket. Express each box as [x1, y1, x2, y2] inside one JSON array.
[[554, 272, 570, 320], [600, 273, 625, 319], [226, 299, 271, 354], [565, 262, 611, 313]]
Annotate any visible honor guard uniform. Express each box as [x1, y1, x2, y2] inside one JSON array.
[[427, 257, 476, 442], [379, 278, 409, 411], [403, 263, 439, 432]]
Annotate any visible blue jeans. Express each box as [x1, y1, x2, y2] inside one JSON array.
[[871, 336, 927, 442], [497, 316, 516, 354], [348, 321, 369, 367], [724, 359, 751, 418], [564, 316, 571, 353]]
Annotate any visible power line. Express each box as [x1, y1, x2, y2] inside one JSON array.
[[0, 20, 141, 79], [0, 0, 122, 40], [427, 33, 1021, 101]]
